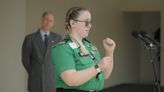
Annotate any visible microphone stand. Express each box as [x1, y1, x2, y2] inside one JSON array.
[[144, 43, 161, 92]]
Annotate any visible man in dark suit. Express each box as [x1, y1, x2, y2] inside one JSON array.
[[22, 11, 62, 92]]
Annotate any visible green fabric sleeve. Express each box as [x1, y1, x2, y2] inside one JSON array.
[[51, 44, 76, 75]]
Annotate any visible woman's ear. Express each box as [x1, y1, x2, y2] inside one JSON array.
[[70, 20, 76, 27]]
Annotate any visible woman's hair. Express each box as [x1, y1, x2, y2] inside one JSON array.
[[65, 6, 89, 31]]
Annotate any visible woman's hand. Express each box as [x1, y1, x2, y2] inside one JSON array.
[[99, 56, 113, 71], [103, 38, 116, 56]]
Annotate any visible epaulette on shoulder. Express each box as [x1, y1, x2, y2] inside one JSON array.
[[58, 39, 69, 45], [58, 41, 66, 44], [51, 39, 68, 48]]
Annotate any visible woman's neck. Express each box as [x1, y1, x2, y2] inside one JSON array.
[[69, 32, 83, 45], [68, 30, 89, 55]]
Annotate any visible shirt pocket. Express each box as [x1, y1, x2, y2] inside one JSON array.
[[79, 56, 92, 64], [75, 55, 94, 70]]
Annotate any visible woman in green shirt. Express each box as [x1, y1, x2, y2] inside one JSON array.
[[52, 6, 116, 92]]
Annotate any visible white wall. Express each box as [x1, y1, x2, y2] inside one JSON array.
[[109, 12, 141, 85], [0, 0, 27, 92]]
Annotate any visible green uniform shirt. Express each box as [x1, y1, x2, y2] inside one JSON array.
[[51, 35, 104, 91]]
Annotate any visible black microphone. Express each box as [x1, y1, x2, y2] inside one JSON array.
[[140, 31, 160, 46], [132, 31, 153, 46]]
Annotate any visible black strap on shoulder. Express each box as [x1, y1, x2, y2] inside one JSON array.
[[84, 38, 91, 43]]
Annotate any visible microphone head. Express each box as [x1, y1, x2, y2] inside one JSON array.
[[140, 30, 160, 46], [132, 31, 140, 38], [140, 30, 148, 37], [132, 30, 153, 46]]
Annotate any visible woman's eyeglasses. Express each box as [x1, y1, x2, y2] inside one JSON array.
[[73, 19, 91, 27]]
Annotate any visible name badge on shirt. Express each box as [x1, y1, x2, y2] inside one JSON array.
[[69, 42, 78, 49]]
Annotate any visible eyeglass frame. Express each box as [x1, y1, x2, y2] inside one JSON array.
[[72, 19, 92, 27]]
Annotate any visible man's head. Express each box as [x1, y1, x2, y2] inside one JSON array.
[[41, 11, 54, 32]]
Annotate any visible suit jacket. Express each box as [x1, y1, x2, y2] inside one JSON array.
[[22, 29, 62, 92]]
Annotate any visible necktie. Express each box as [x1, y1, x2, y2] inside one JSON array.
[[44, 34, 48, 47]]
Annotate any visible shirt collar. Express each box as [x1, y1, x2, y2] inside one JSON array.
[[40, 29, 50, 36], [64, 34, 89, 46], [40, 29, 50, 38]]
